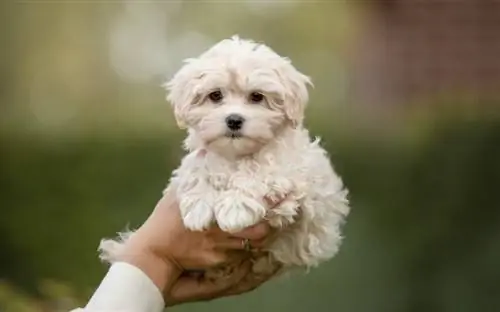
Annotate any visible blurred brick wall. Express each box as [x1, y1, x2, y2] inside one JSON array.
[[351, 0, 500, 107]]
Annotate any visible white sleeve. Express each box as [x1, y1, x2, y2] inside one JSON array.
[[70, 262, 165, 312]]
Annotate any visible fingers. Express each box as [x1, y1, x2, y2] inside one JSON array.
[[203, 237, 254, 270], [200, 249, 249, 269], [230, 222, 271, 240], [224, 264, 282, 296], [247, 237, 269, 249], [166, 261, 252, 306], [214, 237, 253, 251]]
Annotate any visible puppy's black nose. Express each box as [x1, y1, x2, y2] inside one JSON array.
[[225, 114, 245, 131]]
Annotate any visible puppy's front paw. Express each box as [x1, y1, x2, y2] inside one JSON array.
[[266, 177, 295, 203], [215, 191, 266, 232], [267, 197, 299, 228], [180, 196, 215, 231]]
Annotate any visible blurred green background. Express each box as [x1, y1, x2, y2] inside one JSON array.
[[1, 1, 500, 311]]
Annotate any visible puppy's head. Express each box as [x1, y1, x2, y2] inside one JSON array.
[[164, 36, 312, 157]]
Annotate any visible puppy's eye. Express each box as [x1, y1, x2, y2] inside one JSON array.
[[249, 92, 264, 103], [208, 90, 223, 103]]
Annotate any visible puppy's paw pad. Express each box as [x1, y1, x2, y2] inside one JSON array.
[[215, 195, 265, 232]]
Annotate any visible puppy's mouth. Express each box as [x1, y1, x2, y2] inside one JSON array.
[[225, 131, 243, 139]]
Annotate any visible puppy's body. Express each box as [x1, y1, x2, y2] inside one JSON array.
[[100, 36, 350, 276], [175, 126, 348, 272]]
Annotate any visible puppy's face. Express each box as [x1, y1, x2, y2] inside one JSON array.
[[165, 36, 312, 157]]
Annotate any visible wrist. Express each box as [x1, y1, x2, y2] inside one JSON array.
[[122, 248, 182, 295]]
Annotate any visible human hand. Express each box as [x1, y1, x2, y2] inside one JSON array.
[[120, 187, 275, 297], [162, 193, 286, 306], [165, 259, 281, 307]]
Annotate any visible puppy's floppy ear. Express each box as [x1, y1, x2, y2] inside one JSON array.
[[275, 60, 313, 128], [162, 58, 203, 129]]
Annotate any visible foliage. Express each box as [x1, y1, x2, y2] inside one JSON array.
[[0, 279, 85, 312]]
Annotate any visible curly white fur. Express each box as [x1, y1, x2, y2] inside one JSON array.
[[100, 36, 350, 276]]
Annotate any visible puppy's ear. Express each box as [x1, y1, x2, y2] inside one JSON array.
[[162, 59, 203, 129], [275, 61, 313, 128]]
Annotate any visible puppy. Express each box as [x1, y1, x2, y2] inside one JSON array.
[[100, 36, 350, 277]]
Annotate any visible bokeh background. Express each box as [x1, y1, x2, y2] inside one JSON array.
[[1, 1, 500, 311]]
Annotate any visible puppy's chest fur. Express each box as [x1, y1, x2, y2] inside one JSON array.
[[197, 144, 305, 195]]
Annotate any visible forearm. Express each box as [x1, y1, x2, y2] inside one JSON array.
[[72, 257, 179, 312]]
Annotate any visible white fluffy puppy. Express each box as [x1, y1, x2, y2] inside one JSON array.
[[100, 36, 350, 276]]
